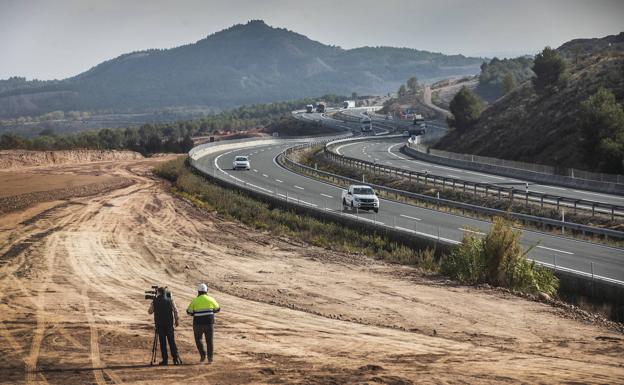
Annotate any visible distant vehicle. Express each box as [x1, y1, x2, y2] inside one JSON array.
[[409, 123, 426, 136], [413, 114, 425, 125], [343, 100, 356, 108], [402, 130, 410, 137], [232, 155, 250, 170], [360, 117, 372, 133], [342, 185, 379, 213], [272, 132, 279, 137], [305, 104, 314, 113], [316, 102, 326, 113]]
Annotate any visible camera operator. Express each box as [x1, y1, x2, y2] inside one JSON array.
[[148, 287, 181, 365]]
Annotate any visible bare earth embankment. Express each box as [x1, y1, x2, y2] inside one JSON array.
[[0, 153, 623, 384]]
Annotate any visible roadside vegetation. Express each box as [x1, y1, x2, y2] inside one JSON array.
[[154, 157, 558, 297], [0, 95, 345, 155]]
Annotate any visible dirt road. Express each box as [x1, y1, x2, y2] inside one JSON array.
[[1, 156, 623, 384]]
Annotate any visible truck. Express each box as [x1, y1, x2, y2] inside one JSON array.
[[360, 117, 372, 133], [413, 114, 424, 125], [342, 100, 356, 109], [342, 185, 379, 213], [316, 102, 326, 113], [305, 104, 314, 113]]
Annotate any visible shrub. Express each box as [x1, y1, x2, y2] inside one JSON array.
[[441, 217, 559, 295]]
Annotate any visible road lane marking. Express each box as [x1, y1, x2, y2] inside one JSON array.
[[387, 143, 408, 160], [536, 245, 574, 255], [394, 226, 461, 245], [294, 185, 305, 190], [253, 169, 258, 172], [572, 190, 624, 200], [447, 174, 460, 179], [262, 174, 268, 177], [542, 186, 567, 191], [400, 214, 421, 221], [459, 228, 486, 235], [275, 179, 283, 183], [321, 193, 333, 198]]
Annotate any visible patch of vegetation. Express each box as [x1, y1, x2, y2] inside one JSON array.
[[265, 116, 344, 137], [441, 218, 559, 296], [447, 86, 484, 132], [154, 157, 437, 268], [477, 56, 534, 100], [532, 47, 567, 93]]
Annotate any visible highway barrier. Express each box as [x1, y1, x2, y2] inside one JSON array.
[[322, 138, 624, 220], [281, 143, 624, 243], [404, 140, 624, 195]]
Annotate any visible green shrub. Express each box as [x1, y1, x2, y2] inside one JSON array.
[[442, 217, 559, 295]]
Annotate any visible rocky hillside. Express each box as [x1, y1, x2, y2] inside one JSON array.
[[434, 33, 624, 172], [0, 20, 483, 119]]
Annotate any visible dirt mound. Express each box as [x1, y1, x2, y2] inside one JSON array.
[[0, 149, 143, 169]]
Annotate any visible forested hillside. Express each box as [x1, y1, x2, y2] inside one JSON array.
[[0, 20, 483, 119]]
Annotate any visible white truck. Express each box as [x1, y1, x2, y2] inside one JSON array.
[[342, 185, 379, 213], [342, 100, 356, 108]]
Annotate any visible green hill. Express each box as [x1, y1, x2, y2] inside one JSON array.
[[434, 32, 624, 174], [0, 20, 483, 119]]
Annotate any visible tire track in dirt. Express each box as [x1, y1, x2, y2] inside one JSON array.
[[24, 235, 57, 385], [81, 288, 109, 385]]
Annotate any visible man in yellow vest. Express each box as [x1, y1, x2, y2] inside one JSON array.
[[186, 283, 220, 363]]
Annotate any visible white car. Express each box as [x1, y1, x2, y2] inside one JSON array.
[[232, 156, 250, 170], [342, 185, 379, 213]]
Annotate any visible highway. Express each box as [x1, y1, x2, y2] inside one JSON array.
[[193, 139, 624, 285], [328, 108, 624, 208]]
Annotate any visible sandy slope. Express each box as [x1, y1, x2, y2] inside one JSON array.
[[0, 156, 623, 384]]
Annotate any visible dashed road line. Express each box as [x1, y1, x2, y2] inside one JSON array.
[[294, 185, 305, 190], [537, 245, 574, 255], [400, 214, 421, 221]]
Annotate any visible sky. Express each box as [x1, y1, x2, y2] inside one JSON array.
[[1, 0, 623, 80]]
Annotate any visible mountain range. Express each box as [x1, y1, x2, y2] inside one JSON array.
[[0, 20, 484, 118]]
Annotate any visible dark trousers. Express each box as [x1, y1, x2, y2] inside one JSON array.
[[193, 323, 214, 360], [157, 325, 179, 363]]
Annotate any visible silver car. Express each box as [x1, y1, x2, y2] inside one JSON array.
[[232, 156, 250, 170]]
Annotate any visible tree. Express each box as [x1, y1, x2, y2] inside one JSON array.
[[502, 73, 517, 94], [447, 86, 483, 131], [579, 88, 624, 173], [398, 84, 407, 97], [406, 76, 419, 92], [532, 47, 566, 93]]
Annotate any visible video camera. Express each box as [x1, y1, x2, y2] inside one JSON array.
[[144, 285, 172, 300]]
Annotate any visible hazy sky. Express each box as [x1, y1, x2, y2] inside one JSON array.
[[1, 0, 623, 80]]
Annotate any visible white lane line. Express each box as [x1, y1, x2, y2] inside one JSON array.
[[294, 185, 305, 190], [400, 214, 421, 221], [447, 174, 460, 179], [459, 228, 486, 235], [395, 226, 461, 245], [335, 142, 362, 155], [536, 245, 574, 255], [275, 179, 283, 183], [572, 190, 624, 200], [262, 174, 269, 178], [387, 143, 408, 160], [253, 169, 258, 172], [321, 193, 333, 198], [542, 186, 567, 191]]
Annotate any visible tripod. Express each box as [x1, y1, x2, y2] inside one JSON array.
[[150, 328, 158, 365]]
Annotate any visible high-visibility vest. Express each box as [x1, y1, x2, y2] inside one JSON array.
[[186, 294, 220, 318]]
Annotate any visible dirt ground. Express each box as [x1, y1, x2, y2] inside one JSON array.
[[0, 155, 623, 384]]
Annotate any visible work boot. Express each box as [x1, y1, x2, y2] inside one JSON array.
[[173, 357, 182, 365], [199, 354, 206, 363], [158, 361, 168, 366]]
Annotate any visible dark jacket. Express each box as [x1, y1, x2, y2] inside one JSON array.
[[152, 295, 174, 328]]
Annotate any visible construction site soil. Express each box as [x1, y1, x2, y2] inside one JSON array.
[[0, 153, 623, 384]]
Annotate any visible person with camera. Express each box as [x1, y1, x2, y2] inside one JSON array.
[[186, 283, 220, 363], [148, 287, 181, 365]]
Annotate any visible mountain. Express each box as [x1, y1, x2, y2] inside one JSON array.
[[434, 32, 624, 173], [0, 20, 484, 119]]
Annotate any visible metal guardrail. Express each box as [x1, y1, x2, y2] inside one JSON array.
[[322, 138, 624, 221], [280, 143, 624, 241]]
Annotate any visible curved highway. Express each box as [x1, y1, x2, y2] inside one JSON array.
[[193, 140, 624, 285], [327, 108, 624, 208]]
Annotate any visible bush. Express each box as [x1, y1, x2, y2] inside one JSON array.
[[532, 47, 567, 93], [441, 217, 559, 295], [447, 86, 483, 131]]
